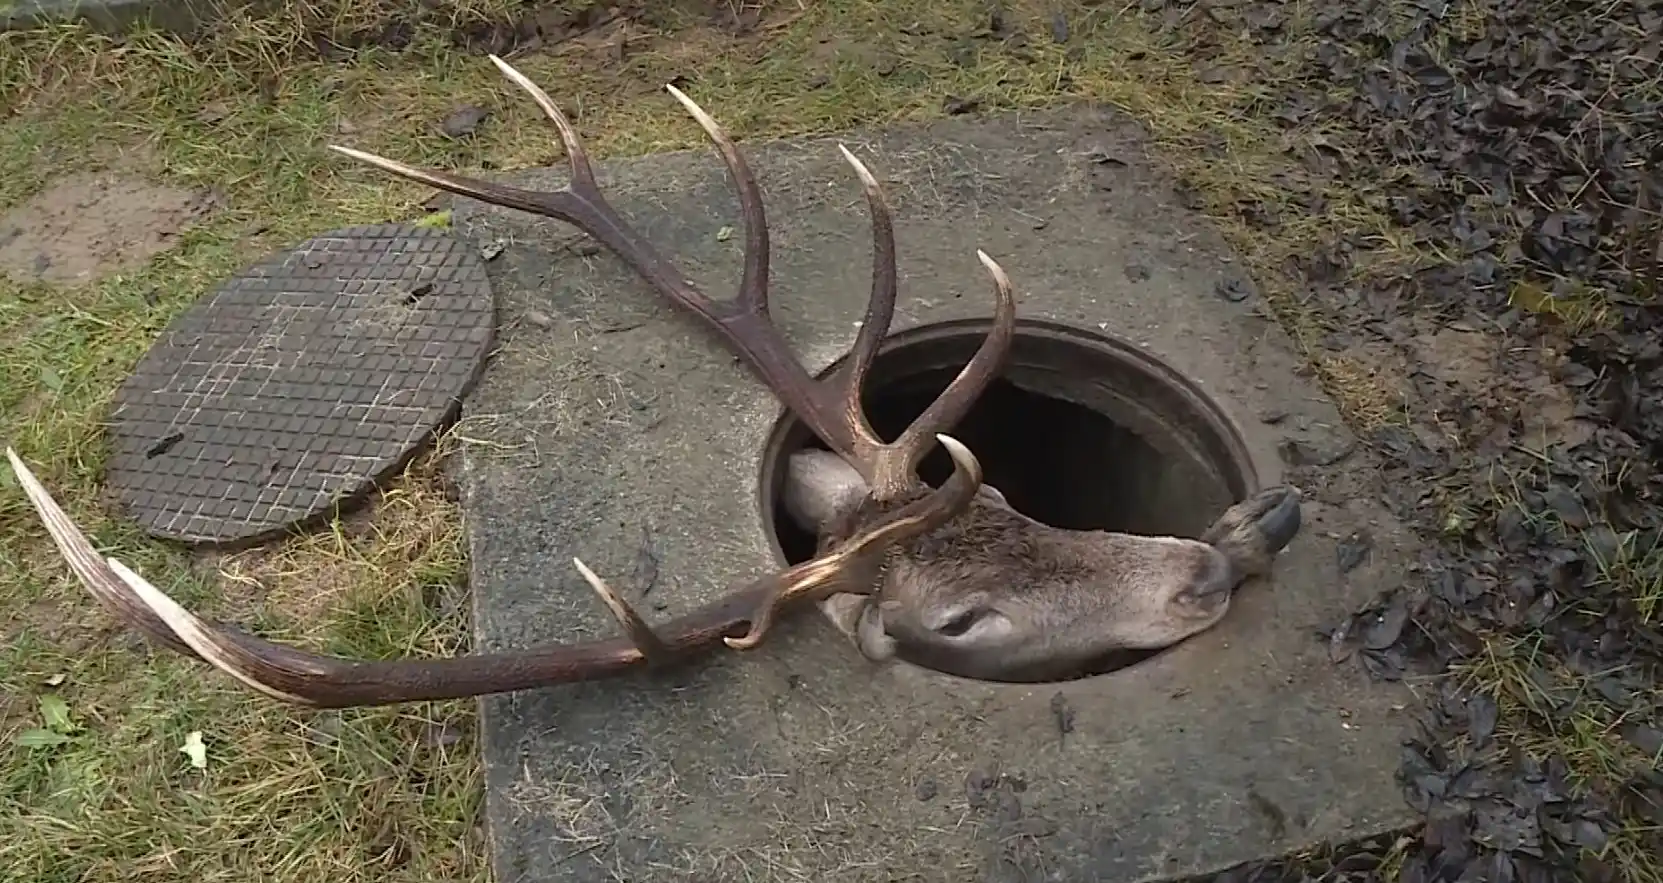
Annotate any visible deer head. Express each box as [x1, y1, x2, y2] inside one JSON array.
[[6, 56, 1302, 708]]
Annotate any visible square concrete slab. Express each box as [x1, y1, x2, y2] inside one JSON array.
[[449, 106, 1415, 883]]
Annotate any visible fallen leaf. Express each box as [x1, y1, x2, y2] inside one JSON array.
[[180, 730, 208, 769], [415, 209, 452, 229], [1362, 600, 1409, 650]]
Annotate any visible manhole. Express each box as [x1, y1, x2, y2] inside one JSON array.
[[760, 319, 1261, 681], [104, 223, 495, 547]]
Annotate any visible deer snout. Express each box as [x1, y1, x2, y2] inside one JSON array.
[[1172, 549, 1238, 615]]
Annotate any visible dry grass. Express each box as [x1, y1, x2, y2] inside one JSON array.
[[3, 0, 1652, 880]]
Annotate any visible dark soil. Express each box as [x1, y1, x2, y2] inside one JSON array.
[[1162, 0, 1663, 880]]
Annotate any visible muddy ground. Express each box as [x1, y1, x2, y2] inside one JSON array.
[[0, 172, 217, 285]]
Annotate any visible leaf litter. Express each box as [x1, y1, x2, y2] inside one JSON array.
[[1159, 0, 1663, 878]]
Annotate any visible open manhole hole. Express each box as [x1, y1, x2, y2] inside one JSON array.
[[760, 319, 1261, 682]]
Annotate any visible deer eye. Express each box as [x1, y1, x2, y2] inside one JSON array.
[[936, 609, 982, 638]]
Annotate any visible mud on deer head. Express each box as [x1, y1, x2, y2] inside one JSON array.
[[6, 56, 1302, 707]]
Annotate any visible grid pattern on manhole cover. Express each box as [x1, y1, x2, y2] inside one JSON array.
[[105, 224, 495, 546]]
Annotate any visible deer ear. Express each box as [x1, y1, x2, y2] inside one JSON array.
[[782, 449, 870, 534]]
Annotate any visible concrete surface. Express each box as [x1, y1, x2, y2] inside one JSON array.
[[1, 0, 225, 33], [449, 105, 1416, 883]]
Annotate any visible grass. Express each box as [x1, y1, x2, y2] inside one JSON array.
[[1453, 628, 1662, 877], [1438, 460, 1663, 880], [0, 0, 1657, 880]]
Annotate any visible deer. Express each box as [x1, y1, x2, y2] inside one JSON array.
[[5, 56, 1303, 710]]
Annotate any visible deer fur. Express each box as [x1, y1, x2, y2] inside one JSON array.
[[788, 450, 1302, 681]]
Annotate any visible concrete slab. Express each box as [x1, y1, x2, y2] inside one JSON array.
[[450, 106, 1416, 883], [2, 0, 224, 34]]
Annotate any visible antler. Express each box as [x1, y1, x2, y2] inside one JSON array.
[[9, 57, 1020, 706], [8, 441, 980, 708], [329, 55, 1017, 652], [329, 55, 1016, 500]]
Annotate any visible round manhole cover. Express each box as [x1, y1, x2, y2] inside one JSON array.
[[105, 223, 495, 546]]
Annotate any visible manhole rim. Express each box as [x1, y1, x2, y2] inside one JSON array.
[[752, 316, 1270, 687], [756, 316, 1265, 559]]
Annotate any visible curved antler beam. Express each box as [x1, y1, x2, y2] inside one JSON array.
[[5, 58, 1024, 708], [329, 55, 1017, 502], [6, 436, 982, 708]]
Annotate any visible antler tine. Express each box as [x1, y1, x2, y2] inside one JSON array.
[[833, 212, 1016, 499], [664, 84, 771, 317], [6, 437, 984, 707], [823, 147, 1017, 499], [5, 450, 206, 661], [875, 250, 1016, 490], [487, 54, 596, 189], [7, 446, 317, 704], [570, 557, 670, 661], [830, 144, 898, 459]]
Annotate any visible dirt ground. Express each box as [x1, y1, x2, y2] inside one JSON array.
[[0, 171, 217, 285]]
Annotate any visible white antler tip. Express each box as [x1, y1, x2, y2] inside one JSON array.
[[572, 557, 597, 580], [935, 433, 969, 460], [663, 83, 696, 111], [6, 447, 42, 492], [836, 143, 880, 189], [934, 434, 983, 486], [326, 144, 380, 163], [663, 84, 724, 138], [572, 556, 619, 597], [975, 249, 1012, 285]]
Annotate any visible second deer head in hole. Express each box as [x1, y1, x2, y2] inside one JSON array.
[[8, 55, 1302, 708]]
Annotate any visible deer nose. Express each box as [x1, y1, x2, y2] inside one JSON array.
[[1181, 552, 1238, 609]]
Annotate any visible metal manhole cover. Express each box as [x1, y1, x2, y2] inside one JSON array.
[[105, 223, 495, 546]]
